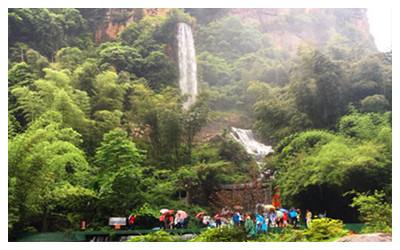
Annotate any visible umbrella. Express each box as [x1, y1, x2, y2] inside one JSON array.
[[163, 210, 175, 214], [195, 212, 205, 218], [279, 208, 289, 213], [214, 214, 221, 219], [160, 209, 169, 214], [177, 211, 188, 219], [276, 210, 284, 218], [263, 204, 275, 209]]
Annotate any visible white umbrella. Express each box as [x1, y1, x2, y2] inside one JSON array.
[[160, 209, 169, 214]]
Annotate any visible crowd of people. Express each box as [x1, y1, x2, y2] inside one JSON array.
[[195, 207, 311, 234], [127, 207, 316, 233]]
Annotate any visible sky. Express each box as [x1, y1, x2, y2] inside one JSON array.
[[367, 8, 392, 52]]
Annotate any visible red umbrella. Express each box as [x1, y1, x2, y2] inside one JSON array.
[[177, 210, 188, 219], [163, 210, 175, 214], [195, 212, 205, 218], [214, 214, 221, 220]]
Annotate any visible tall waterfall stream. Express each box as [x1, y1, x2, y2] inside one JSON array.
[[177, 23, 197, 109], [176, 23, 273, 175]]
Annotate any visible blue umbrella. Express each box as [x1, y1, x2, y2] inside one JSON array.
[[279, 208, 289, 213]]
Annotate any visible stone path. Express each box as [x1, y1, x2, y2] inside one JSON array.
[[334, 233, 392, 242]]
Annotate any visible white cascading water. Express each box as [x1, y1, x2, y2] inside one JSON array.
[[177, 23, 197, 109], [176, 23, 274, 177], [230, 127, 274, 163]]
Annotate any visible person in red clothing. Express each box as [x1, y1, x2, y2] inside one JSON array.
[[159, 214, 165, 229], [282, 212, 288, 227], [164, 213, 173, 229], [128, 214, 136, 230]]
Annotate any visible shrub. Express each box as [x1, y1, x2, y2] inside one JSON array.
[[348, 190, 392, 233], [126, 230, 174, 242], [189, 227, 246, 242], [302, 218, 348, 241], [254, 226, 308, 242]]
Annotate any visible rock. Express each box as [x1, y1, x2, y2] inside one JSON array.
[[334, 233, 392, 242]]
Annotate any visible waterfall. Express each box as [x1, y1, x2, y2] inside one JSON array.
[[230, 127, 274, 162], [177, 23, 197, 109]]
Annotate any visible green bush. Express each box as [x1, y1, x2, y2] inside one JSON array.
[[189, 227, 246, 242], [126, 230, 174, 242], [302, 218, 348, 241], [253, 226, 307, 242], [349, 190, 392, 233]]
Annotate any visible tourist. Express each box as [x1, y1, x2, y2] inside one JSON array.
[[214, 214, 222, 228], [164, 213, 173, 229], [183, 215, 190, 229], [245, 214, 255, 237], [269, 210, 277, 227], [239, 213, 245, 227], [128, 214, 136, 230], [306, 210, 312, 227], [159, 213, 165, 229], [255, 212, 266, 234], [197, 214, 204, 228], [282, 212, 288, 227], [174, 213, 183, 229], [289, 209, 298, 227], [233, 212, 240, 227], [277, 210, 284, 227], [203, 215, 211, 228], [296, 209, 301, 228]]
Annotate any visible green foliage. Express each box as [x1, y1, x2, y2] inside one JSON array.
[[360, 94, 390, 113], [348, 190, 392, 233], [8, 111, 93, 232], [126, 230, 174, 242], [8, 8, 391, 236], [254, 226, 308, 242], [189, 227, 246, 242], [302, 218, 348, 241], [94, 129, 147, 216], [267, 110, 391, 220]]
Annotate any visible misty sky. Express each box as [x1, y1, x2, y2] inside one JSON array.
[[367, 8, 392, 52]]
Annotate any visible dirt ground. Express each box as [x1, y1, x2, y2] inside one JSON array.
[[334, 233, 392, 242]]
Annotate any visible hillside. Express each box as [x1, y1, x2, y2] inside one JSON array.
[[8, 8, 391, 237]]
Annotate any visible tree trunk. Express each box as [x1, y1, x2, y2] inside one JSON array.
[[41, 207, 50, 232]]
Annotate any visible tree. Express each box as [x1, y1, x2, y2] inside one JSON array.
[[266, 111, 391, 222], [91, 70, 125, 113], [97, 42, 144, 75], [183, 91, 210, 160], [348, 190, 391, 233], [8, 111, 94, 233], [94, 128, 146, 216], [360, 94, 390, 113], [288, 47, 345, 128], [55, 47, 84, 70]]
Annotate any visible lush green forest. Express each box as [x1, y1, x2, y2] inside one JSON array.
[[8, 8, 391, 238]]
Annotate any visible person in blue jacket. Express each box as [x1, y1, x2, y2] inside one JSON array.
[[255, 213, 267, 234], [233, 212, 240, 227]]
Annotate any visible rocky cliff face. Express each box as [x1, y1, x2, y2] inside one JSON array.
[[94, 8, 374, 55], [226, 8, 373, 55], [94, 8, 168, 43]]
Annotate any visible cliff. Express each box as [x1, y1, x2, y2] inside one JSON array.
[[93, 8, 375, 56], [226, 8, 374, 55], [94, 8, 168, 43]]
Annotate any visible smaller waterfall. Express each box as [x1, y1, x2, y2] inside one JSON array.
[[230, 127, 273, 162], [176, 23, 197, 109]]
